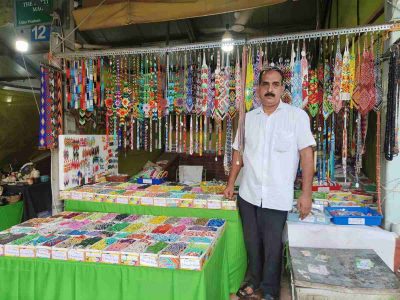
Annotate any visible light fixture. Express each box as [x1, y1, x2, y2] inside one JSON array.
[[15, 38, 29, 53], [6, 96, 12, 103], [221, 25, 234, 52]]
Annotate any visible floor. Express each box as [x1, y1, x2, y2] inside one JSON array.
[[230, 275, 292, 300]]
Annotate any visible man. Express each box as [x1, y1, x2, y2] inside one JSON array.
[[224, 67, 315, 300]]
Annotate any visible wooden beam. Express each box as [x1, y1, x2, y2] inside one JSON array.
[[73, 0, 285, 31]]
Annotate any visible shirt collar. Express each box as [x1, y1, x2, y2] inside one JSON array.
[[255, 100, 286, 115]]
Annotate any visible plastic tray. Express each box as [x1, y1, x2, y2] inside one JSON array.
[[325, 207, 382, 226], [136, 178, 165, 185]]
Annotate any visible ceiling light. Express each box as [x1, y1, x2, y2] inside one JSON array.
[[15, 39, 29, 53], [221, 26, 234, 52], [6, 96, 12, 103]]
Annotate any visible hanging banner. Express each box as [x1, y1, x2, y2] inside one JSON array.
[[15, 0, 53, 27]]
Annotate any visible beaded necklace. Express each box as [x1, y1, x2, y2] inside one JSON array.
[[291, 43, 302, 108], [245, 50, 254, 112], [332, 38, 343, 113], [301, 41, 309, 108]]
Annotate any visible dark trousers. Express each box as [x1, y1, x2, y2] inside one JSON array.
[[238, 195, 288, 297]]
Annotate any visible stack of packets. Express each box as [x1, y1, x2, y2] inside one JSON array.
[[288, 202, 331, 225], [294, 188, 375, 208], [59, 181, 236, 210], [0, 212, 226, 271]]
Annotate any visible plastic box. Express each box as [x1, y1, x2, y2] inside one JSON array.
[[325, 207, 382, 226]]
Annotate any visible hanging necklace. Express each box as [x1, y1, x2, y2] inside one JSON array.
[[291, 42, 303, 108], [245, 49, 254, 112], [332, 37, 343, 113], [301, 40, 309, 108], [322, 38, 334, 119]]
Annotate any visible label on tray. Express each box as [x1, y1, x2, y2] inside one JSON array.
[[141, 197, 154, 206], [140, 254, 158, 267], [180, 257, 201, 270], [317, 187, 330, 192], [71, 192, 83, 200], [36, 247, 51, 259], [4, 245, 19, 257], [153, 197, 167, 207], [142, 179, 153, 184], [207, 200, 222, 210], [116, 197, 129, 204], [348, 218, 365, 225], [68, 249, 85, 261], [20, 247, 35, 258], [102, 253, 120, 264], [52, 249, 68, 260]]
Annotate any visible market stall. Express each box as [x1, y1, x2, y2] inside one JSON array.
[[0, 211, 229, 300]]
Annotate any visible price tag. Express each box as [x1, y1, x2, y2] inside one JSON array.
[[318, 187, 330, 192], [207, 200, 222, 210], [143, 179, 152, 184], [348, 218, 365, 225]]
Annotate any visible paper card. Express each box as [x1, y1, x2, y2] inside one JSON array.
[[140, 253, 158, 267], [85, 250, 102, 263], [308, 264, 329, 276], [355, 258, 374, 270], [159, 255, 180, 269], [153, 197, 167, 207], [120, 253, 140, 266], [68, 249, 85, 261], [141, 197, 154, 206], [115, 196, 129, 204], [52, 249, 68, 260], [207, 200, 222, 210], [36, 247, 51, 259], [4, 245, 19, 257], [142, 179, 153, 184], [71, 192, 83, 200], [180, 257, 203, 270], [130, 196, 142, 205], [222, 201, 237, 210], [348, 218, 365, 225], [166, 198, 178, 207], [20, 246, 35, 258], [101, 252, 120, 264], [318, 187, 330, 192], [193, 199, 207, 209]]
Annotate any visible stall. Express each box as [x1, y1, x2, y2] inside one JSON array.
[[1, 16, 399, 299]]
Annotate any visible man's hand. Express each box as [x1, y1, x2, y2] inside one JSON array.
[[223, 184, 235, 200], [297, 193, 312, 220]]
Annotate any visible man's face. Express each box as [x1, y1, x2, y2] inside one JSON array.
[[257, 70, 284, 107]]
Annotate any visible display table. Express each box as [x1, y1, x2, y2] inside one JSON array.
[[0, 229, 229, 300], [285, 221, 398, 271], [64, 199, 246, 293], [3, 182, 52, 220], [0, 201, 23, 231]]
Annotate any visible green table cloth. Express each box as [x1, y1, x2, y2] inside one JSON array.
[[0, 229, 229, 300], [64, 199, 247, 293], [0, 201, 23, 231]]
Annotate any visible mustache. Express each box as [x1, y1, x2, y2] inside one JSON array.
[[264, 92, 275, 97]]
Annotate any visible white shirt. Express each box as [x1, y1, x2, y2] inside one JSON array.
[[232, 101, 316, 211]]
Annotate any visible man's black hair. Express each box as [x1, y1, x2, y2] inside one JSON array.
[[258, 66, 284, 85]]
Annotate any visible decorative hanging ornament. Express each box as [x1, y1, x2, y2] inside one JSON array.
[[244, 49, 254, 112], [331, 38, 343, 113]]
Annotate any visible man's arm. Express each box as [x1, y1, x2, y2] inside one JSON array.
[[298, 146, 314, 219], [223, 150, 243, 199]]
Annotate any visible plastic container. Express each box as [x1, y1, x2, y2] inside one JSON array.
[[325, 207, 382, 226], [136, 178, 165, 185]]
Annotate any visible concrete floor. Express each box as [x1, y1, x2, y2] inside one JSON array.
[[230, 275, 292, 300]]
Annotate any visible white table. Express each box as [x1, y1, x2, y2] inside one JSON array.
[[284, 221, 398, 271]]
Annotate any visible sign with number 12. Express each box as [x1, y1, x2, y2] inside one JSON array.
[[31, 25, 50, 42]]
